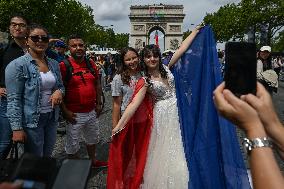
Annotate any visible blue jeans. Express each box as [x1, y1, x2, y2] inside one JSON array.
[[23, 111, 58, 157], [0, 97, 12, 159]]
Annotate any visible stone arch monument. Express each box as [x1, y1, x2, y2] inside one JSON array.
[[129, 4, 185, 51]]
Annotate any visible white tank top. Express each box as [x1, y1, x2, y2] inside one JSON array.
[[40, 71, 56, 113]]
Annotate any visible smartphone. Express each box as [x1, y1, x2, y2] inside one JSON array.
[[224, 42, 257, 97]]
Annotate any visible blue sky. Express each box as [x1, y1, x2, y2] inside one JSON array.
[[79, 0, 240, 49]]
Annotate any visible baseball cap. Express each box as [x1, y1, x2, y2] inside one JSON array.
[[260, 46, 271, 52], [54, 41, 66, 48]]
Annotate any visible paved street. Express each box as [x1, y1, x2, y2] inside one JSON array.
[[273, 80, 284, 123], [52, 80, 284, 189], [271, 80, 284, 170], [52, 90, 112, 189]]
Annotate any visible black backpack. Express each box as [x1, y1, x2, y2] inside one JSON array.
[[62, 57, 96, 85]]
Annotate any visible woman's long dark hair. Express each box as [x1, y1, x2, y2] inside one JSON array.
[[140, 44, 167, 79], [117, 47, 140, 85]]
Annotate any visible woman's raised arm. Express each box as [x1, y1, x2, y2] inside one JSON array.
[[168, 26, 202, 68]]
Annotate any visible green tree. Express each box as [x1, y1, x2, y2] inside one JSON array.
[[203, 0, 284, 45], [182, 29, 192, 40], [240, 0, 284, 45], [52, 0, 95, 38], [105, 28, 115, 48], [0, 0, 130, 50], [86, 25, 129, 50], [86, 25, 109, 48], [114, 33, 129, 49], [271, 31, 284, 52], [204, 3, 246, 42], [0, 0, 95, 39]]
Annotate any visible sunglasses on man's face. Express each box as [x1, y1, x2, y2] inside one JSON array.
[[28, 35, 49, 43]]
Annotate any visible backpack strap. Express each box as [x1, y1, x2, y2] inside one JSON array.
[[62, 57, 96, 86], [85, 57, 96, 78], [62, 59, 73, 85]]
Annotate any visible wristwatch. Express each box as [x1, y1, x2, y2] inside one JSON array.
[[243, 137, 272, 154]]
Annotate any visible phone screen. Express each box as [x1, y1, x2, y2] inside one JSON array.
[[224, 42, 257, 97]]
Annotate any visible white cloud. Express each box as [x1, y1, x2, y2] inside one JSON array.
[[94, 0, 130, 21], [79, 0, 239, 49], [212, 0, 240, 5], [80, 0, 239, 33]]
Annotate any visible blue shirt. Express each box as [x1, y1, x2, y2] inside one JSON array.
[[5, 53, 65, 130]]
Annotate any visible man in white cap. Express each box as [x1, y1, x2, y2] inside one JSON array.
[[257, 46, 278, 94]]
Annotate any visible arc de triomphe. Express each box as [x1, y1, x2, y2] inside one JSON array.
[[129, 4, 185, 51]]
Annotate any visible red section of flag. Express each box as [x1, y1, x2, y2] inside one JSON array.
[[154, 30, 159, 47], [107, 78, 153, 189]]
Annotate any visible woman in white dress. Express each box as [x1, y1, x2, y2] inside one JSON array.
[[108, 26, 202, 189], [138, 50, 189, 188]]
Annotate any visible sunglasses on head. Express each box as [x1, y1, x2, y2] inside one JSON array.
[[28, 35, 49, 43]]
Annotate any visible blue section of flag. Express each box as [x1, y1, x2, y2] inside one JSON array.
[[172, 25, 251, 189]]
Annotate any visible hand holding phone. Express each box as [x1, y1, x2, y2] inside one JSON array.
[[224, 42, 257, 97]]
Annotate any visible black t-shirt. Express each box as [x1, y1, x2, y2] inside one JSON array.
[[0, 40, 25, 87]]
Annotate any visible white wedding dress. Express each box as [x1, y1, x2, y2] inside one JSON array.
[[141, 67, 189, 189]]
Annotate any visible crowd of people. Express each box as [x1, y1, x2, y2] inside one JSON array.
[[0, 14, 284, 189]]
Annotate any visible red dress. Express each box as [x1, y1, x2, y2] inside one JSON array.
[[107, 79, 153, 189]]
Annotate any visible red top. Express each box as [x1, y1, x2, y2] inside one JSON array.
[[59, 57, 99, 113]]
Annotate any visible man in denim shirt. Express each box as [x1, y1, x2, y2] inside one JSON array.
[[0, 15, 28, 159]]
